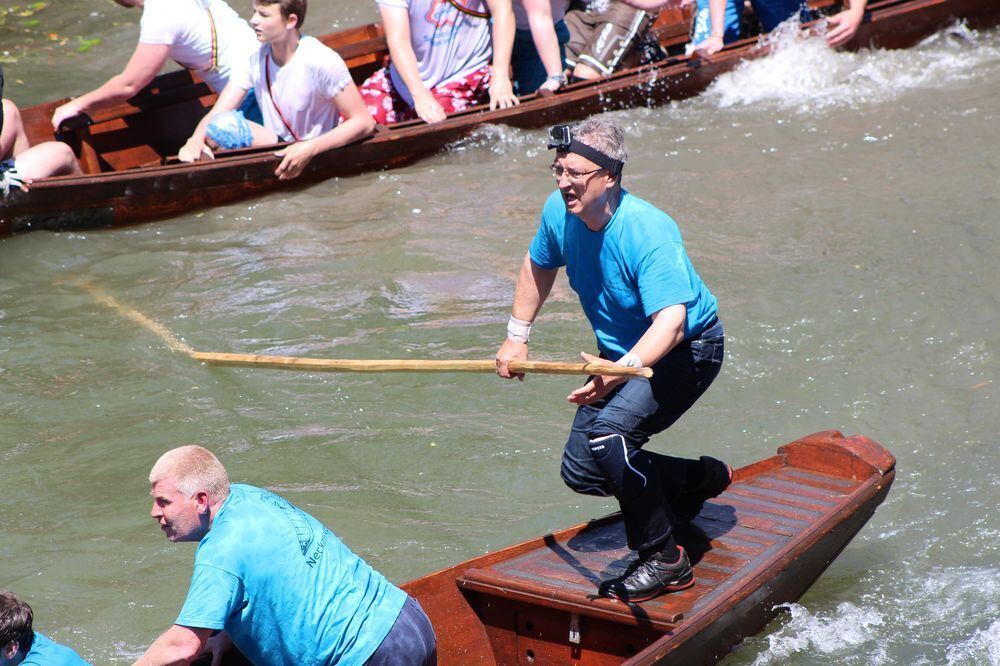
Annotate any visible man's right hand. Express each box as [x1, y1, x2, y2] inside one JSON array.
[[495, 338, 528, 380]]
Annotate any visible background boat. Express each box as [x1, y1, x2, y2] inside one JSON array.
[[2, 0, 997, 235]]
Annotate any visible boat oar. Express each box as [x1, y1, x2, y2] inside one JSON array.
[[190, 351, 653, 378]]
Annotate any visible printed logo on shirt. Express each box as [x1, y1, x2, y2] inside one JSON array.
[[422, 0, 472, 46], [255, 490, 316, 556]]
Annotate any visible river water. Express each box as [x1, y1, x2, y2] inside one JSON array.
[[1, 3, 998, 664]]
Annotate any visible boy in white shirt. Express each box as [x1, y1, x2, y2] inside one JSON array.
[[178, 0, 375, 181], [51, 0, 261, 131], [360, 0, 518, 125]]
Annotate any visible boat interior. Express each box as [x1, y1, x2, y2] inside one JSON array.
[[402, 431, 895, 664], [18, 0, 847, 177]]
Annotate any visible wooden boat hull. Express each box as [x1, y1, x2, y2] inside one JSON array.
[[401, 431, 896, 664], [2, 0, 998, 235]]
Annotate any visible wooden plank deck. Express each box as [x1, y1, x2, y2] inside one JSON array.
[[458, 464, 861, 633]]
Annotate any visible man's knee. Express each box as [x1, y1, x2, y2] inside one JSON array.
[[560, 455, 611, 497], [587, 433, 648, 500]]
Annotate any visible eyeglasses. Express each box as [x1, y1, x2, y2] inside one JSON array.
[[550, 164, 605, 183]]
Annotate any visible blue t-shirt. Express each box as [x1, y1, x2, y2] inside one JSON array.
[[21, 632, 90, 666], [176, 484, 407, 666], [529, 190, 718, 359]]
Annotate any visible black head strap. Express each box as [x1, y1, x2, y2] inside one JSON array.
[[547, 124, 623, 178]]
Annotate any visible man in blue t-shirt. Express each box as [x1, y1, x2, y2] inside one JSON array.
[[0, 591, 90, 666], [134, 445, 436, 666], [495, 118, 732, 603]]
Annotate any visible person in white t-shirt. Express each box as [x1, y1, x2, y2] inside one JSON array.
[[50, 0, 260, 132], [177, 0, 375, 181], [359, 0, 519, 125]]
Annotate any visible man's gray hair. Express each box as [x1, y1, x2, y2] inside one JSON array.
[[573, 118, 628, 165], [149, 445, 230, 503]]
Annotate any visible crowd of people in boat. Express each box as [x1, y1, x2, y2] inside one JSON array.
[[1, 0, 870, 196]]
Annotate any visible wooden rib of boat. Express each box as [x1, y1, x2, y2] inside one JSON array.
[[401, 430, 895, 664], [2, 0, 998, 236]]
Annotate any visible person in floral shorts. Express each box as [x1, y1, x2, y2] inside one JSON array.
[[362, 0, 519, 125]]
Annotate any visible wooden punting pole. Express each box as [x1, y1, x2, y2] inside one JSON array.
[[190, 352, 653, 378]]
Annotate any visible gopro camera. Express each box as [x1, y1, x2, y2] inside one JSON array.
[[547, 124, 572, 151]]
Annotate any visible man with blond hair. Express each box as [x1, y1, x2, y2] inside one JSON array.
[[135, 445, 436, 665]]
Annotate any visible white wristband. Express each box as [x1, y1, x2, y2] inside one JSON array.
[[506, 315, 532, 343], [617, 352, 643, 368]]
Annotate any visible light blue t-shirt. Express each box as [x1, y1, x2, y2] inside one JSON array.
[[529, 189, 718, 359], [176, 484, 407, 666], [21, 632, 90, 666]]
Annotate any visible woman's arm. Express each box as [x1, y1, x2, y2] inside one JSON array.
[[522, 0, 564, 89], [379, 4, 447, 123], [486, 0, 518, 108], [52, 42, 171, 130]]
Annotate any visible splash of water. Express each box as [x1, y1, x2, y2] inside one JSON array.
[[706, 20, 1000, 113], [750, 601, 887, 665]]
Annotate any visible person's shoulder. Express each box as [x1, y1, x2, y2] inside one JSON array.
[[621, 191, 680, 232], [300, 36, 347, 67]]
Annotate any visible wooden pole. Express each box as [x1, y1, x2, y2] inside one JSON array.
[[63, 279, 654, 379], [191, 351, 654, 378]]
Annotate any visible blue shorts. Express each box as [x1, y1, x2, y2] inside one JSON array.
[[512, 19, 570, 94], [239, 89, 264, 125], [206, 110, 253, 150]]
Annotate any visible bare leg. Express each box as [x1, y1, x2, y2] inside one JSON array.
[[248, 120, 279, 146], [571, 63, 602, 80], [1, 99, 30, 159], [12, 141, 82, 180]]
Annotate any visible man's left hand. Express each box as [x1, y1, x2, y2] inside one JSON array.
[[489, 74, 519, 111], [274, 140, 317, 180], [567, 352, 628, 405], [825, 6, 865, 47]]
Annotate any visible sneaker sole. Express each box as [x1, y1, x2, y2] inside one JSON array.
[[603, 576, 695, 603]]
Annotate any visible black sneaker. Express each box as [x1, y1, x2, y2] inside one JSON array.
[[599, 546, 695, 603], [672, 456, 732, 524]]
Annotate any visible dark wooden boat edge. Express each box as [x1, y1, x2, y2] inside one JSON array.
[[401, 430, 896, 665]]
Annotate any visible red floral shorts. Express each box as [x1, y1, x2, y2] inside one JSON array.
[[359, 63, 491, 125]]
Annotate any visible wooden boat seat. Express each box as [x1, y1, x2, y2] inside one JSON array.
[[454, 435, 877, 662]]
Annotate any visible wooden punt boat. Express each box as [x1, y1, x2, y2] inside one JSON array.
[[3, 0, 998, 236], [400, 430, 895, 664]]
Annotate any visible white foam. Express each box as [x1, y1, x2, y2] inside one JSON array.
[[751, 601, 886, 665], [946, 617, 1000, 666], [705, 20, 1000, 113]]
